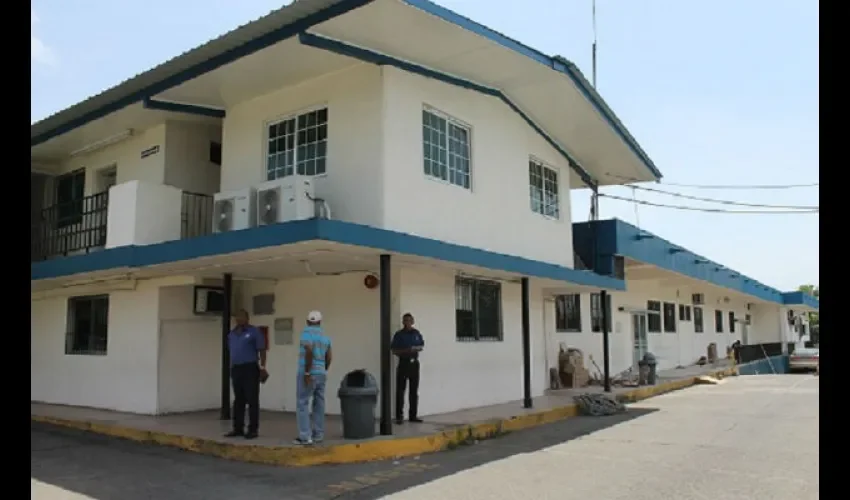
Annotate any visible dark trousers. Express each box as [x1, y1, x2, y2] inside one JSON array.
[[395, 358, 420, 420], [231, 363, 260, 433]]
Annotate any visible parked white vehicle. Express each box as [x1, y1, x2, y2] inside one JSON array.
[[789, 348, 819, 372]]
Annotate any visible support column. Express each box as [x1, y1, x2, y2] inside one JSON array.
[[220, 273, 233, 420], [521, 277, 532, 409], [379, 254, 393, 435], [601, 290, 612, 393]]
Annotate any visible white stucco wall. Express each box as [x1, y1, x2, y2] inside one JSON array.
[[219, 64, 386, 227], [163, 120, 222, 195], [31, 282, 161, 414], [552, 280, 784, 376], [381, 67, 575, 268]]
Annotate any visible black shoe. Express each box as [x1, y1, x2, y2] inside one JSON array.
[[224, 430, 244, 438], [244, 431, 258, 440], [409, 417, 424, 423], [394, 418, 404, 425]]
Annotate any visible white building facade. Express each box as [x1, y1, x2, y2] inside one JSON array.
[[32, 0, 661, 421]]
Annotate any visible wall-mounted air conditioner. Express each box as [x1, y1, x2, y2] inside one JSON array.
[[193, 285, 225, 315], [255, 175, 315, 226], [213, 187, 257, 233], [691, 293, 705, 305]]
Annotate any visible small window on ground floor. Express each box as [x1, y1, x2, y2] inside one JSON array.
[[555, 294, 581, 332], [715, 310, 724, 333], [663, 302, 677, 332], [647, 300, 662, 333], [66, 295, 109, 355], [729, 311, 736, 333], [455, 277, 502, 341], [694, 307, 704, 333], [679, 304, 692, 322], [590, 293, 612, 333]]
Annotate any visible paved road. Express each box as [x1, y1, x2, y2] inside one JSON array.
[[31, 375, 817, 500]]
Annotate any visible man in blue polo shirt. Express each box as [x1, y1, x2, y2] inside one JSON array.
[[225, 309, 266, 440], [294, 310, 333, 445], [391, 313, 425, 424]]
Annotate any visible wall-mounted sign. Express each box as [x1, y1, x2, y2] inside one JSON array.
[[141, 145, 160, 159]]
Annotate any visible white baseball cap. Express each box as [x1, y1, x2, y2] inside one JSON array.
[[307, 310, 323, 323]]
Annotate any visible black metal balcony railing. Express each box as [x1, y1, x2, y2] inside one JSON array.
[[181, 191, 214, 239], [31, 191, 109, 262]]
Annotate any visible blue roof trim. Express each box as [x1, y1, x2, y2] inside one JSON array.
[[298, 32, 596, 187], [142, 98, 226, 118], [31, 0, 375, 147], [400, 0, 662, 180], [572, 219, 786, 304], [32, 219, 625, 290], [781, 291, 819, 310]]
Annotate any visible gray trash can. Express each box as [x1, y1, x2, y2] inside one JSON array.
[[337, 369, 379, 440], [642, 352, 658, 385]]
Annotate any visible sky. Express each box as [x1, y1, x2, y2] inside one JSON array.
[[31, 0, 819, 291]]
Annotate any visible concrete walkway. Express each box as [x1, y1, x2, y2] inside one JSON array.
[[31, 361, 735, 466]]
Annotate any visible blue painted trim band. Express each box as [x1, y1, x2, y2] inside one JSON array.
[[298, 32, 597, 188], [572, 219, 788, 304], [142, 98, 226, 118], [400, 0, 662, 180], [781, 291, 819, 310], [31, 0, 375, 147], [32, 219, 625, 291]]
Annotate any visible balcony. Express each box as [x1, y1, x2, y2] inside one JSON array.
[[31, 182, 215, 263]]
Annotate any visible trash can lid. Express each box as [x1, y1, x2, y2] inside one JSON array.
[[642, 352, 657, 363], [340, 369, 378, 389]]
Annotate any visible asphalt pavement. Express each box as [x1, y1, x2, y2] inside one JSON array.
[[31, 374, 818, 500]]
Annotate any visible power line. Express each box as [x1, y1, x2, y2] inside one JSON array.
[[604, 172, 819, 190], [620, 184, 819, 210], [598, 193, 820, 214], [661, 181, 819, 190]]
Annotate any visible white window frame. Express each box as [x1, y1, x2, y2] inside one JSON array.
[[421, 105, 473, 190], [262, 103, 329, 181], [528, 157, 561, 219]]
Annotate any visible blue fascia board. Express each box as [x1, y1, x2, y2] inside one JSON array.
[[31, 0, 375, 147], [298, 32, 597, 188], [32, 219, 625, 290], [572, 219, 786, 304], [400, 0, 662, 181], [142, 98, 226, 118], [781, 291, 819, 310]]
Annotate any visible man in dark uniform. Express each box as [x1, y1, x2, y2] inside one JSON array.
[[391, 313, 425, 424], [225, 309, 267, 440]]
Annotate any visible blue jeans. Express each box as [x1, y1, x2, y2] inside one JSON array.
[[296, 372, 327, 441]]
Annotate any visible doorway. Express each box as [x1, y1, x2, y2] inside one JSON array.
[[631, 313, 648, 368], [96, 165, 117, 193]]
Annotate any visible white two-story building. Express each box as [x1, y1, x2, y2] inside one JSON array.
[[31, 0, 667, 426]]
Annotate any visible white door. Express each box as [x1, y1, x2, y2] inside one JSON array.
[[632, 313, 648, 368]]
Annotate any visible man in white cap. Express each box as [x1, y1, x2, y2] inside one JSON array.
[[294, 310, 333, 445]]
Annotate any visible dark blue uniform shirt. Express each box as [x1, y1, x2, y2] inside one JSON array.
[[228, 325, 265, 366], [391, 328, 425, 360]]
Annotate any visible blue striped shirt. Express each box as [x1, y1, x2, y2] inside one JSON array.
[[298, 325, 331, 375]]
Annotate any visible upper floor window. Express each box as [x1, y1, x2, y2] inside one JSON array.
[[266, 107, 328, 180], [528, 159, 560, 219], [54, 169, 85, 228], [422, 107, 471, 189]]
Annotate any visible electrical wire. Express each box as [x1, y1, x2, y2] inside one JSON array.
[[604, 172, 819, 190], [620, 184, 819, 210], [598, 193, 820, 214], [660, 181, 819, 190]]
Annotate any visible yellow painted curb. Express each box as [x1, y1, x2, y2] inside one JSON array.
[[31, 367, 736, 466]]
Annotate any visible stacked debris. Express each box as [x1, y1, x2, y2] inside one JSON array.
[[573, 393, 626, 416], [558, 347, 590, 388]]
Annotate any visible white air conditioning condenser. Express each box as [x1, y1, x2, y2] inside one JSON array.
[[212, 187, 257, 233], [255, 175, 316, 226]]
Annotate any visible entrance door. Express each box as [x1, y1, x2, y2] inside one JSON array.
[[631, 313, 648, 368]]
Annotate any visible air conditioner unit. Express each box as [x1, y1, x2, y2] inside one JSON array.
[[691, 293, 705, 305], [255, 175, 315, 226], [213, 187, 257, 233], [193, 286, 225, 315]]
